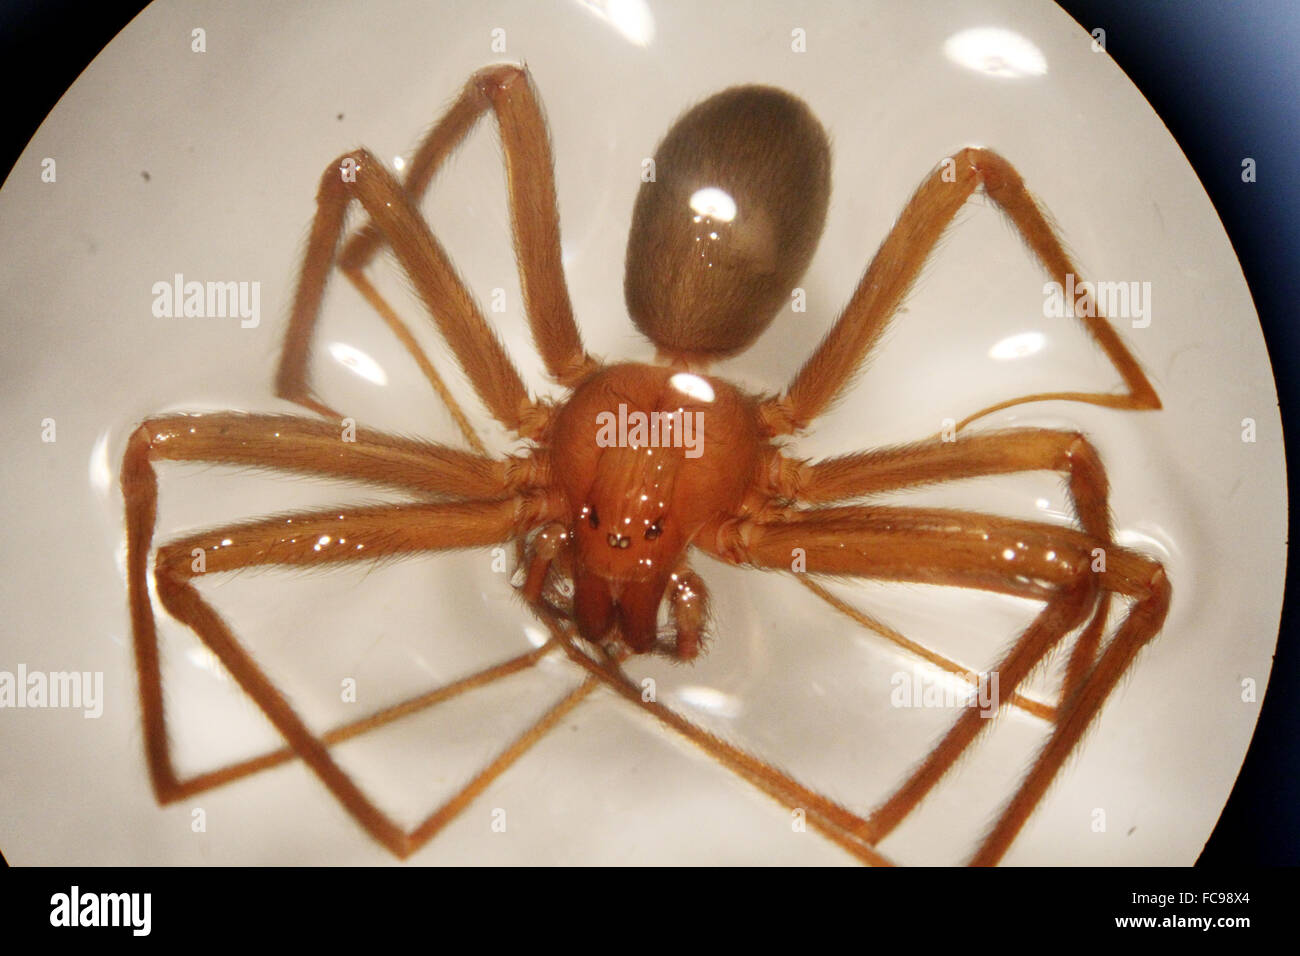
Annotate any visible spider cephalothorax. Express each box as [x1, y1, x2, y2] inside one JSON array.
[[545, 363, 769, 655], [123, 63, 1169, 864]]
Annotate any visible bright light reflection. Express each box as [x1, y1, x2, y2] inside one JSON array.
[[88, 429, 112, 495], [329, 341, 388, 386], [670, 372, 715, 402], [393, 155, 406, 171], [575, 0, 655, 46], [187, 644, 227, 679], [989, 331, 1046, 360], [675, 685, 742, 719], [689, 187, 737, 223], [1116, 526, 1175, 563], [943, 28, 1047, 79]]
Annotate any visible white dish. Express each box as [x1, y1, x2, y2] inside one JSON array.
[[0, 0, 1284, 865]]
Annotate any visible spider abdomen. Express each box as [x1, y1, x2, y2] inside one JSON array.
[[624, 85, 831, 361]]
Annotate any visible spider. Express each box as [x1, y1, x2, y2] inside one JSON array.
[[121, 63, 1170, 865]]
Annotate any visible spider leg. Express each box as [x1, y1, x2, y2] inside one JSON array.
[[704, 505, 1168, 865], [796, 578, 1055, 721], [524, 604, 895, 865], [130, 411, 522, 497], [339, 64, 597, 390], [761, 148, 1160, 436], [276, 146, 537, 438], [149, 502, 536, 855], [277, 66, 596, 440], [510, 552, 891, 862], [157, 641, 561, 802], [968, 561, 1169, 865], [783, 427, 1114, 703], [331, 267, 490, 452], [402, 673, 602, 853], [122, 416, 570, 858]]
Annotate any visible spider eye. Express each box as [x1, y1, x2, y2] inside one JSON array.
[[645, 518, 663, 541], [588, 507, 600, 529]]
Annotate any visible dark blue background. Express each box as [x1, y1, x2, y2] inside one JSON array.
[[1053, 0, 1299, 867]]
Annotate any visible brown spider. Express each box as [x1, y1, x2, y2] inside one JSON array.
[[121, 63, 1170, 865]]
